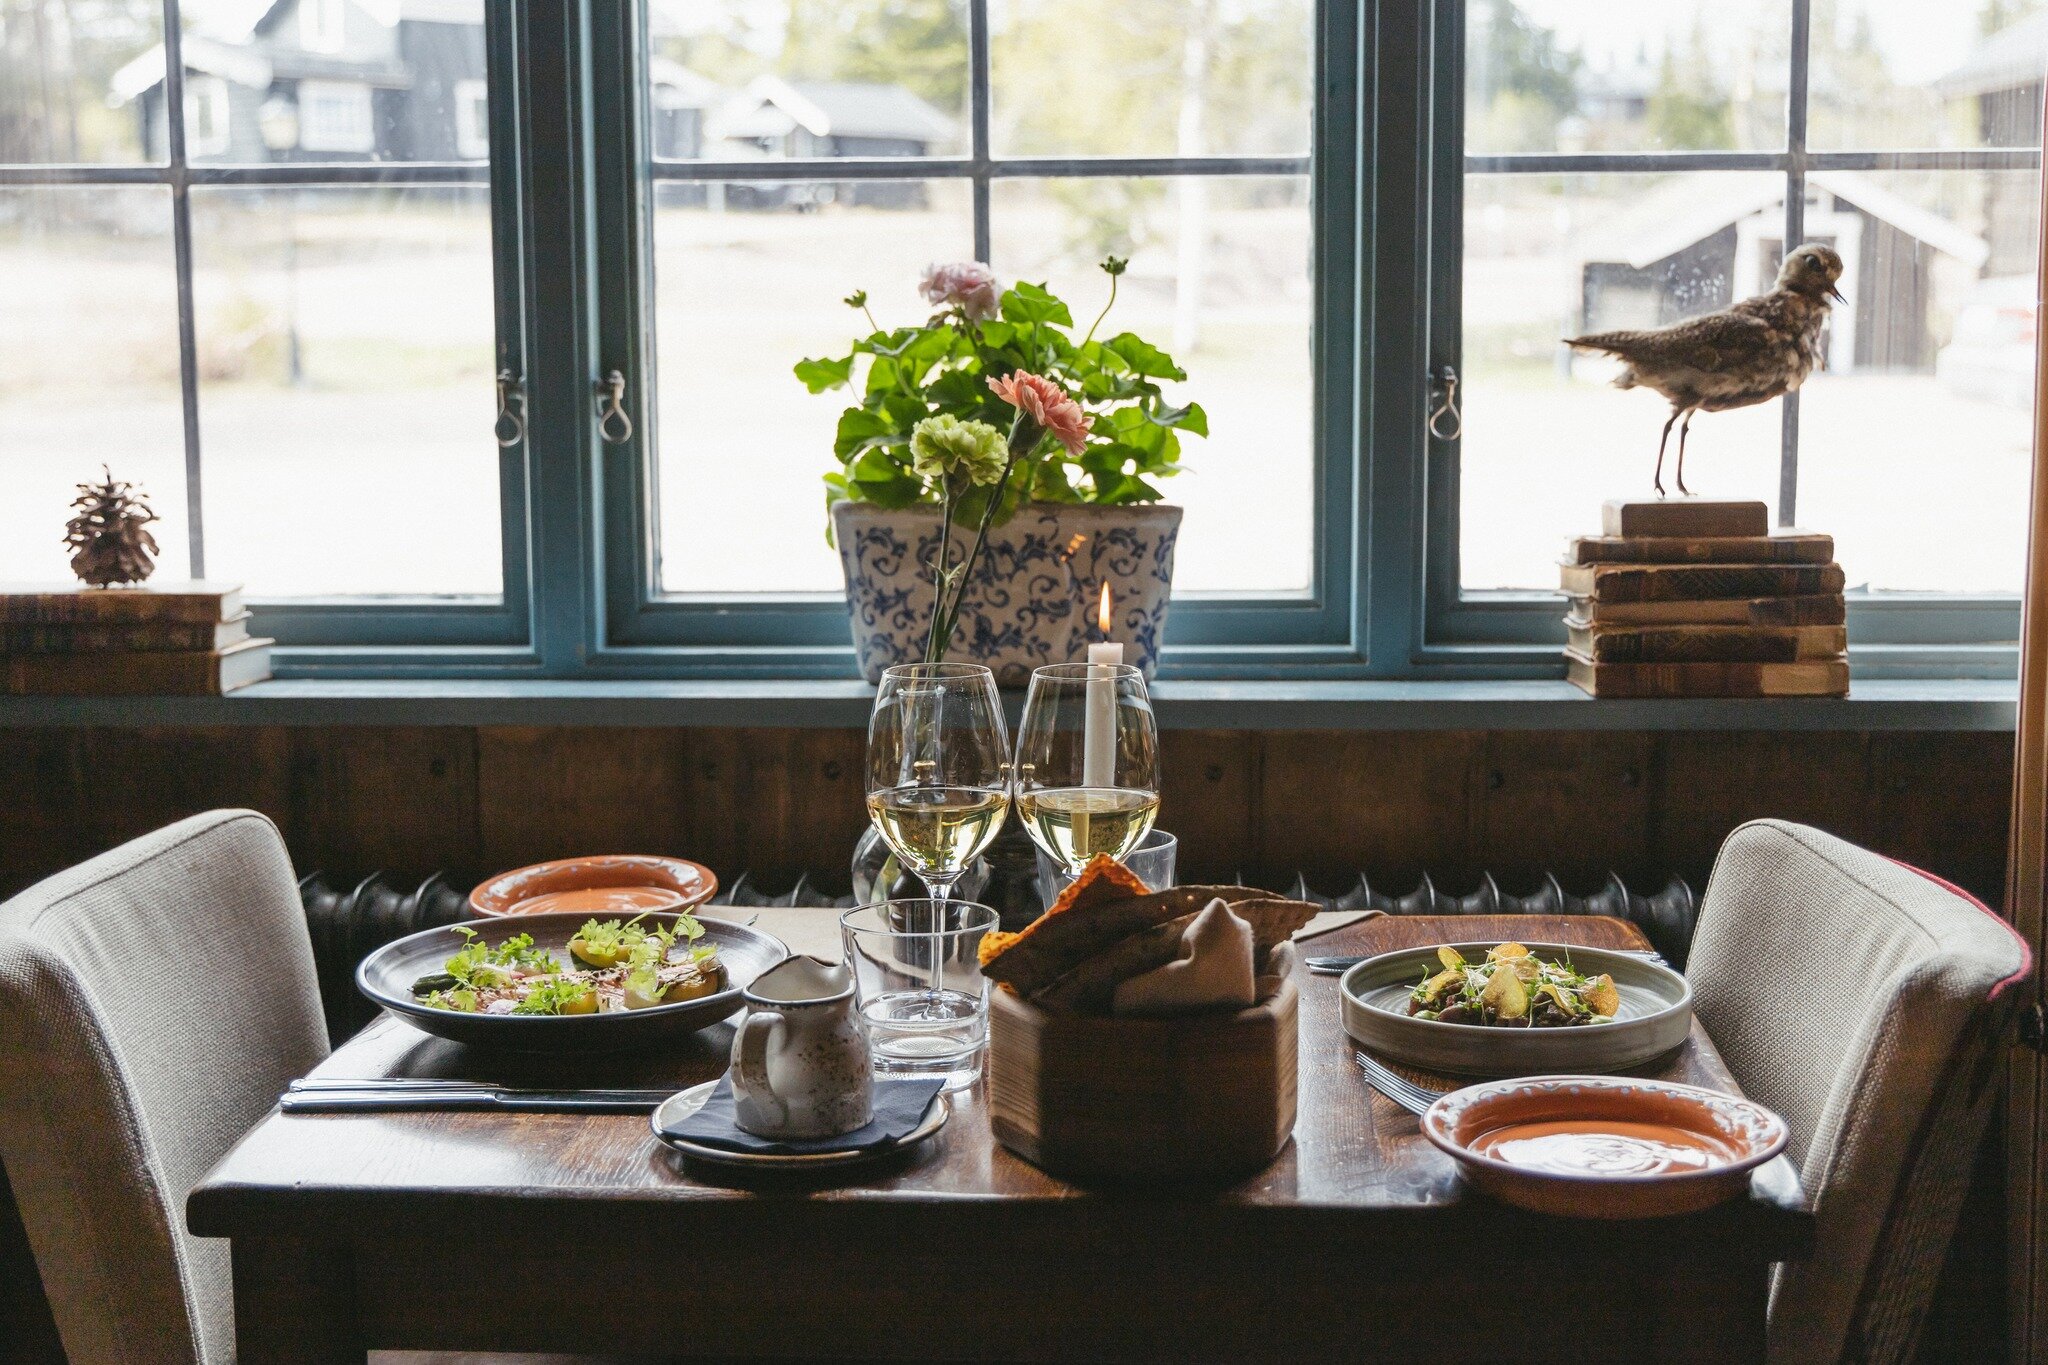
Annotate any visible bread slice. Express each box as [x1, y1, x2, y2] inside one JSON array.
[[980, 884, 1274, 998], [1028, 897, 1319, 1014]]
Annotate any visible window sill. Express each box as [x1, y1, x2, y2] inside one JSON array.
[[0, 677, 2016, 731]]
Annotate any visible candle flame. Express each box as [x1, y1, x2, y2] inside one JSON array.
[[1097, 582, 1113, 635]]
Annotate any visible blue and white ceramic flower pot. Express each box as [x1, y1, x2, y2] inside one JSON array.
[[831, 501, 1182, 686]]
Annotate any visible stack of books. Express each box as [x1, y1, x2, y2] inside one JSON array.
[[1561, 500, 1848, 698], [1, 582, 272, 695]]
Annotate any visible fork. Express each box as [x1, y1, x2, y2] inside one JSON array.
[[1352, 1050, 1449, 1116]]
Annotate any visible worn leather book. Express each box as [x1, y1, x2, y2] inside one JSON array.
[[1559, 561, 1845, 602], [0, 582, 244, 625], [1566, 533, 1834, 566], [1566, 621, 1847, 663], [0, 613, 251, 653], [2, 637, 272, 695], [1566, 593, 1846, 626], [1600, 499, 1769, 538], [1565, 652, 1848, 698]]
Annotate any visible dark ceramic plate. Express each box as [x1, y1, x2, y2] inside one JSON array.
[[356, 910, 788, 1052]]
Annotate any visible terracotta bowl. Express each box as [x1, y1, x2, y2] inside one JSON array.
[[1421, 1075, 1789, 1219], [468, 855, 718, 919]]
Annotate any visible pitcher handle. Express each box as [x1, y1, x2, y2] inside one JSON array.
[[734, 1009, 788, 1128]]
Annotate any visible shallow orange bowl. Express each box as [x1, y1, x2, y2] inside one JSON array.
[[1421, 1075, 1789, 1220], [468, 855, 718, 919]]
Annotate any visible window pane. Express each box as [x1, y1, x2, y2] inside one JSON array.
[[173, 0, 491, 163], [0, 187, 190, 581], [1465, 1, 1788, 155], [189, 186, 502, 597], [652, 179, 974, 594], [1459, 172, 1785, 590], [1795, 169, 2037, 593], [989, 0, 1312, 157], [991, 176, 1313, 594], [1, 0, 161, 163], [647, 0, 968, 162], [1810, 1, 2047, 150]]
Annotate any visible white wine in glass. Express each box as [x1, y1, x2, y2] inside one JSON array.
[[865, 785, 1011, 881], [1016, 787, 1160, 868], [1014, 662, 1161, 875]]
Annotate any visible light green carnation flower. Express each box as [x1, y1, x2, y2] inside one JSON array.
[[910, 415, 1007, 487]]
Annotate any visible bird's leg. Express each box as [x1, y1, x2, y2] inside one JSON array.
[[1654, 407, 1682, 496], [1675, 408, 1697, 496]]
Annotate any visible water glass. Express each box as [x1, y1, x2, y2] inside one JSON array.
[[1035, 827, 1179, 910], [840, 899, 999, 1091]]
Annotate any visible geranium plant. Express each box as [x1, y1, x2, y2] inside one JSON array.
[[799, 258, 1207, 525], [798, 259, 1207, 662]]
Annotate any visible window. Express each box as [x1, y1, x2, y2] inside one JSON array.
[[1, 3, 2034, 682], [296, 81, 375, 154], [1438, 0, 2042, 669], [454, 79, 489, 160], [0, 1, 523, 653]]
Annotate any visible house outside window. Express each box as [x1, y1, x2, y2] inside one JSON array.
[[454, 79, 490, 160], [296, 80, 376, 154], [183, 74, 232, 159]]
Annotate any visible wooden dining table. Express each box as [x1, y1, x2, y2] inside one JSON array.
[[187, 912, 1811, 1363]]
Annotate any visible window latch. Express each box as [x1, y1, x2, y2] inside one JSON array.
[[1427, 364, 1461, 442], [596, 368, 634, 445], [493, 369, 526, 449]]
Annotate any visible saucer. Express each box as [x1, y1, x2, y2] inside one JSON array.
[[650, 1080, 950, 1169]]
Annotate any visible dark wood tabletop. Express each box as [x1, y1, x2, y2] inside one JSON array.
[[189, 913, 1811, 1364]]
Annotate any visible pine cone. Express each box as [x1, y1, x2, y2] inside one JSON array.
[[65, 467, 160, 588]]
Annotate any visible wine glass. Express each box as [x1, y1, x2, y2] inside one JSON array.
[[1014, 662, 1160, 875], [865, 663, 1011, 1001]]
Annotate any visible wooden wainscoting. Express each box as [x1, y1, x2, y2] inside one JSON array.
[[0, 725, 2013, 904]]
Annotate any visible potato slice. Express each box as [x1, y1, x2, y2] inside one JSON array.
[[1487, 942, 1530, 961], [1437, 945, 1466, 971], [1480, 963, 1528, 1020], [1537, 982, 1581, 1017], [1584, 973, 1620, 1017], [1416, 967, 1462, 1005]]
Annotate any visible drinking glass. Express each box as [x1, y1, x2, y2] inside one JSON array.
[[1014, 662, 1161, 875], [1035, 827, 1178, 910], [841, 899, 999, 1090], [865, 662, 1011, 1000]]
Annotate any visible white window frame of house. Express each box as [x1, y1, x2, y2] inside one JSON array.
[[297, 80, 376, 154], [455, 78, 491, 160], [183, 74, 232, 158]]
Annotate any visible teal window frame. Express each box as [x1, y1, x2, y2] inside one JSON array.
[[15, 2, 2022, 683]]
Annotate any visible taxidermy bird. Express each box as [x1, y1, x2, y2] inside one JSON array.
[[1564, 242, 1846, 496]]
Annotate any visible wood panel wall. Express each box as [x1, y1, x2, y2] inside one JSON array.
[[0, 725, 2014, 905]]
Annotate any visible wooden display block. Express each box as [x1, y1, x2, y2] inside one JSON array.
[[1601, 499, 1769, 539]]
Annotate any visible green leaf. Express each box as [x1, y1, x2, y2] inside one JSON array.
[[833, 408, 896, 460], [1102, 332, 1184, 381], [1001, 280, 1073, 327], [852, 473, 923, 508], [1154, 400, 1208, 436], [794, 354, 854, 393], [879, 392, 930, 430]]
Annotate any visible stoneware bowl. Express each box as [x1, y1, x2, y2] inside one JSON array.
[[1340, 942, 1692, 1077], [1421, 1074, 1789, 1219], [356, 910, 786, 1052], [467, 855, 718, 919]]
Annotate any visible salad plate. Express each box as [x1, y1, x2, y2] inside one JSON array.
[[1340, 941, 1691, 1077], [356, 910, 787, 1052], [650, 1081, 951, 1169]]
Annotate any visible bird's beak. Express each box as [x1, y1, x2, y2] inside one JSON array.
[[1828, 283, 1847, 303]]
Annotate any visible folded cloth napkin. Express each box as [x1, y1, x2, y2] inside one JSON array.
[[1112, 898, 1257, 1017], [658, 1075, 945, 1156]]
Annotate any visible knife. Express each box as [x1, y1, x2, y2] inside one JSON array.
[[281, 1083, 677, 1114]]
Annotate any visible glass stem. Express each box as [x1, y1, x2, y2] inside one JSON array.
[[922, 872, 957, 999]]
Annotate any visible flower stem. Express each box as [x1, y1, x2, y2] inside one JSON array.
[[1083, 272, 1119, 346], [923, 483, 957, 662], [928, 414, 1039, 659]]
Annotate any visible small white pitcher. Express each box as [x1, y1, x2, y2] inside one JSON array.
[[730, 956, 874, 1140]]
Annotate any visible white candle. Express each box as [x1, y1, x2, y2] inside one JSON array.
[[1083, 584, 1122, 788]]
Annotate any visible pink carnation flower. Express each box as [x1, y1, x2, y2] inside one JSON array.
[[920, 261, 1001, 323], [989, 370, 1092, 458]]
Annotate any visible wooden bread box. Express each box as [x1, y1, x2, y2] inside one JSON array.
[[987, 944, 1299, 1182]]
